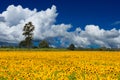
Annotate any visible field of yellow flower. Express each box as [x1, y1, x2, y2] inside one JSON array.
[[0, 51, 120, 80]]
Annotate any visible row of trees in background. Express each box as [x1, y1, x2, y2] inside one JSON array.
[[1, 42, 120, 51], [19, 40, 49, 48]]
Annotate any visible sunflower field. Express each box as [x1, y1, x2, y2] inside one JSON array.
[[0, 51, 120, 80]]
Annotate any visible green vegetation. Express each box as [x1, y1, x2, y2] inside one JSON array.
[[0, 46, 120, 51], [39, 40, 49, 48], [19, 22, 35, 48], [0, 47, 68, 51], [68, 44, 75, 50]]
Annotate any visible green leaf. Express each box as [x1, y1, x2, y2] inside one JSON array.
[[67, 72, 77, 80]]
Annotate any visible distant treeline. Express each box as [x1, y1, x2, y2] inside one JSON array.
[[0, 45, 120, 51]]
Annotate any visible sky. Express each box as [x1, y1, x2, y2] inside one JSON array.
[[0, 0, 120, 48]]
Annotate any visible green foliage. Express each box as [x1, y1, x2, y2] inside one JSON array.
[[46, 78, 52, 80], [0, 77, 7, 80], [19, 40, 26, 48], [19, 77, 25, 80], [118, 74, 120, 80], [67, 72, 77, 80], [20, 22, 35, 48], [96, 74, 100, 80], [39, 40, 49, 48], [81, 71, 85, 80], [68, 44, 75, 50]]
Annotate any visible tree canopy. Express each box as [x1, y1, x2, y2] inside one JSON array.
[[68, 44, 75, 50], [39, 40, 49, 48], [19, 22, 35, 48]]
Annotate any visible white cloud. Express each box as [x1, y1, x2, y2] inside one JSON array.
[[69, 25, 120, 48], [0, 5, 120, 48], [0, 5, 71, 43], [2, 5, 37, 26], [0, 15, 5, 22]]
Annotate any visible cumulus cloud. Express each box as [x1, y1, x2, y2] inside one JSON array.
[[0, 5, 120, 48], [70, 25, 120, 48], [0, 5, 71, 43], [0, 16, 5, 22]]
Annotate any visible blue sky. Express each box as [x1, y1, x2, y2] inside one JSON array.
[[0, 0, 120, 48], [0, 0, 120, 30]]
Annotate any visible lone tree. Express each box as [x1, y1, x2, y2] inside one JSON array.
[[39, 40, 49, 48], [68, 44, 75, 50], [20, 22, 35, 48]]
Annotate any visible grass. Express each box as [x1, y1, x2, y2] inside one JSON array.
[[0, 48, 120, 51], [0, 48, 68, 51]]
